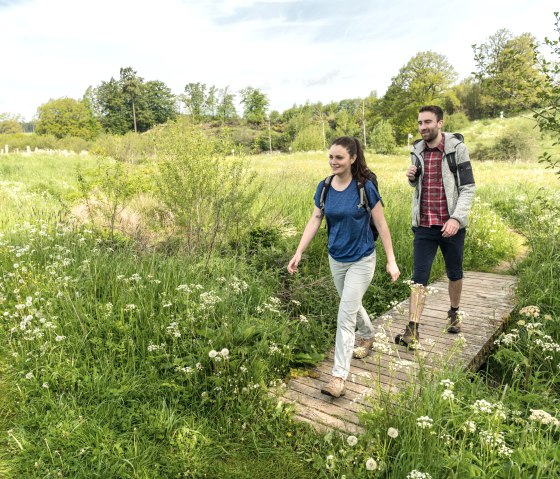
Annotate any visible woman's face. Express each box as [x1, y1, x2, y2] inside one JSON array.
[[329, 144, 355, 177]]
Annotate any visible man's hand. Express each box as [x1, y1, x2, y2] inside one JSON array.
[[406, 165, 417, 181], [442, 218, 460, 237]]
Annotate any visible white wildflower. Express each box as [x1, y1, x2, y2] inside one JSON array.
[[416, 416, 433, 429], [365, 457, 377, 471], [346, 435, 358, 446], [387, 427, 399, 438]]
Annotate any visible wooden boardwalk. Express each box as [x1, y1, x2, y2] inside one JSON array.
[[277, 271, 517, 434]]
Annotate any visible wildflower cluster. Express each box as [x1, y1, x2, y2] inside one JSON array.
[[256, 296, 282, 315], [439, 379, 455, 401], [416, 416, 434, 429], [479, 430, 513, 457], [528, 409, 560, 427]]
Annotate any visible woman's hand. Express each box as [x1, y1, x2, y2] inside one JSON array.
[[386, 261, 400, 282], [287, 252, 302, 274]]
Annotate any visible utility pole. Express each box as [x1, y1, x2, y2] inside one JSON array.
[[362, 98, 367, 148], [267, 115, 272, 154]]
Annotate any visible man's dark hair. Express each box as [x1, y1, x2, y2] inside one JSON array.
[[419, 105, 443, 122]]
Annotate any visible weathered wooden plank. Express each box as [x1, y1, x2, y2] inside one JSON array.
[[280, 271, 517, 434]]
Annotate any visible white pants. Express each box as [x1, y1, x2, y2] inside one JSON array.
[[328, 251, 376, 380]]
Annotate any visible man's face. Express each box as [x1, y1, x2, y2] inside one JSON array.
[[418, 111, 443, 143]]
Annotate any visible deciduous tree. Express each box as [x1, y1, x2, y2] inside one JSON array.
[[35, 97, 99, 139], [240, 87, 269, 125]]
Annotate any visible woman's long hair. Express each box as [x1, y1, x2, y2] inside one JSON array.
[[330, 136, 372, 184]]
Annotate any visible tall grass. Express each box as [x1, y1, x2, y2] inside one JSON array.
[[0, 125, 559, 478]]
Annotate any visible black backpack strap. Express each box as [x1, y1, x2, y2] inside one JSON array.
[[319, 175, 334, 215], [357, 181, 372, 215], [357, 180, 380, 241], [446, 151, 459, 187]]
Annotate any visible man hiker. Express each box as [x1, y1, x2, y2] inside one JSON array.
[[396, 105, 475, 348]]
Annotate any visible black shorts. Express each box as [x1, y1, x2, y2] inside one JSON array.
[[412, 226, 466, 286]]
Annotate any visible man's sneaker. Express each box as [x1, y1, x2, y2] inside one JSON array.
[[394, 322, 420, 349], [353, 336, 375, 359], [321, 376, 346, 398], [447, 309, 462, 334]]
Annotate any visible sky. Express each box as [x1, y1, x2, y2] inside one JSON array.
[[1, 0, 558, 121]]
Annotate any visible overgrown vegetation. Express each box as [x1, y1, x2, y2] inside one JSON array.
[[0, 111, 558, 477]]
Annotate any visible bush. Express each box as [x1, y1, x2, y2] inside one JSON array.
[[291, 124, 324, 152], [445, 112, 470, 132], [89, 132, 156, 163], [154, 120, 260, 255], [369, 120, 396, 154], [472, 121, 538, 162]]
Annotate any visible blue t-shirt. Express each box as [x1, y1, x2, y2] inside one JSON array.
[[314, 178, 382, 262]]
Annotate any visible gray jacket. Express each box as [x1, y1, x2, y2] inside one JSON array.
[[409, 132, 475, 228]]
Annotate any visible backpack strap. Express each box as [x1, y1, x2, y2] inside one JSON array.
[[319, 175, 334, 216], [357, 180, 380, 241]]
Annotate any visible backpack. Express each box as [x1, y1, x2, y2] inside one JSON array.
[[318, 172, 382, 241]]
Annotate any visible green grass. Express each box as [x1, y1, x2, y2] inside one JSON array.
[[0, 117, 559, 478]]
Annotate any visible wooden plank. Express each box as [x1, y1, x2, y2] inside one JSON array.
[[280, 271, 517, 434]]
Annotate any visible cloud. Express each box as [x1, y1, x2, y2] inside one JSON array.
[[305, 70, 341, 87]]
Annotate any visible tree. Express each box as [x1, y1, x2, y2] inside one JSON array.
[[120, 67, 143, 133], [144, 80, 177, 125], [474, 31, 548, 116], [182, 82, 207, 123], [92, 67, 177, 134], [379, 51, 457, 142], [216, 86, 237, 124], [0, 120, 22, 134], [453, 77, 485, 120], [240, 87, 269, 125], [36, 97, 99, 139], [93, 78, 129, 134], [475, 12, 560, 177], [206, 85, 218, 120]]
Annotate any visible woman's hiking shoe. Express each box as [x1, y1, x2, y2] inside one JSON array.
[[321, 377, 346, 398], [353, 336, 375, 359], [394, 322, 420, 349], [447, 309, 462, 334]]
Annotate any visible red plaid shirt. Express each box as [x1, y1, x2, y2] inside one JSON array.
[[420, 137, 449, 227]]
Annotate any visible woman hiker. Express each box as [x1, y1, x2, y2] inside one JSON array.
[[287, 136, 400, 398]]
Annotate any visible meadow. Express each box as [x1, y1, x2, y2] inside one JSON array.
[[0, 120, 559, 478]]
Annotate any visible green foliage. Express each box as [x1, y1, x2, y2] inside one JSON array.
[[36, 97, 99, 139], [379, 51, 458, 142], [369, 120, 396, 155], [292, 124, 324, 152], [1, 126, 558, 478], [89, 132, 156, 163], [154, 119, 260, 255], [472, 120, 538, 162], [216, 86, 237, 123], [182, 82, 207, 122], [474, 30, 548, 117], [240, 86, 269, 126], [0, 120, 22, 134], [445, 112, 470, 132], [92, 67, 177, 134]]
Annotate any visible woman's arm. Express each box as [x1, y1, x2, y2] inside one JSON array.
[[371, 202, 400, 282], [287, 206, 324, 274]]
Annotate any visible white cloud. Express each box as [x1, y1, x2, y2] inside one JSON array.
[[0, 0, 557, 120]]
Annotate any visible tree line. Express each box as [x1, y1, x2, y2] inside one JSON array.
[[1, 23, 556, 154]]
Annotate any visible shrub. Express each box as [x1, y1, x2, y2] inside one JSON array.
[[89, 132, 156, 163], [472, 121, 538, 161], [445, 112, 470, 132], [369, 120, 396, 154], [292, 124, 324, 152], [154, 120, 260, 256]]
